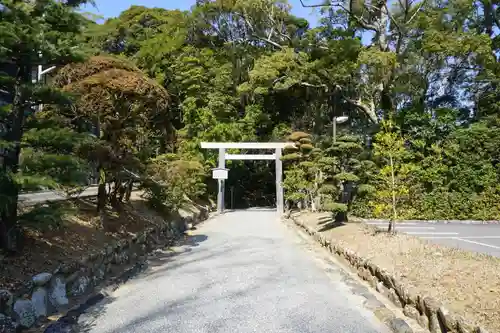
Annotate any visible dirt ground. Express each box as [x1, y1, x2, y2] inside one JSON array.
[[0, 192, 166, 291], [297, 212, 500, 333]]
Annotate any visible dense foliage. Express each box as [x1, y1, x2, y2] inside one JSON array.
[[1, 0, 499, 250]]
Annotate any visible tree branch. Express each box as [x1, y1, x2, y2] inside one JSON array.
[[251, 34, 283, 49], [406, 0, 427, 25], [298, 82, 328, 89], [333, 84, 378, 123], [298, 0, 329, 8]]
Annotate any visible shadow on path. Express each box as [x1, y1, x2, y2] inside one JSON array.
[[44, 232, 209, 333]]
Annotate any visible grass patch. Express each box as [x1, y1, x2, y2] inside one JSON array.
[[297, 211, 500, 333]]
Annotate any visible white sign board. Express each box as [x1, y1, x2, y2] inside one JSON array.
[[212, 168, 229, 180]]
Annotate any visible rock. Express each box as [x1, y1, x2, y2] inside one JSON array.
[[79, 256, 90, 266], [416, 295, 425, 314], [388, 288, 403, 308], [403, 305, 420, 321], [390, 318, 414, 333], [13, 299, 37, 328], [423, 296, 440, 315], [428, 312, 440, 333], [49, 276, 69, 310], [456, 316, 474, 333], [32, 273, 53, 287], [59, 263, 76, 275], [94, 267, 105, 282], [106, 245, 113, 256], [0, 290, 13, 314], [88, 252, 98, 261], [363, 298, 385, 310], [357, 267, 371, 281], [376, 282, 389, 296], [437, 306, 456, 331], [475, 327, 490, 333], [32, 286, 49, 318], [65, 271, 80, 285], [417, 315, 429, 330], [367, 275, 378, 288], [0, 313, 15, 333], [374, 307, 396, 323], [400, 286, 417, 307], [70, 275, 91, 297]]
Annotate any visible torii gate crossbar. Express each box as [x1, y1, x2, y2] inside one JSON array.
[[200, 142, 292, 216]]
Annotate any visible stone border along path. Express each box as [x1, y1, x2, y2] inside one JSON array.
[[287, 213, 490, 333], [0, 206, 211, 333], [280, 218, 424, 333]]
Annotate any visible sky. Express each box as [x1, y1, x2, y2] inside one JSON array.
[[82, 0, 324, 26]]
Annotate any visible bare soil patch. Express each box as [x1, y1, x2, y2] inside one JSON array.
[[0, 192, 166, 291], [297, 211, 500, 333]]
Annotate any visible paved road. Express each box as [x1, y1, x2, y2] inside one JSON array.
[[367, 221, 500, 257], [76, 209, 389, 333], [18, 186, 100, 205]]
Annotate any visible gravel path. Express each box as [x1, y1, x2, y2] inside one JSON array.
[[76, 209, 389, 333]]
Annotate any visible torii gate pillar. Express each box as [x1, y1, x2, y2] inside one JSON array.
[[201, 142, 291, 216]]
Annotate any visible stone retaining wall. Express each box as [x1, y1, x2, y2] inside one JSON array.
[[289, 213, 489, 333], [0, 206, 210, 333]]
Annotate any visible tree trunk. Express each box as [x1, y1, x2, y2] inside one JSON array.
[[96, 166, 107, 228], [388, 155, 397, 233], [109, 179, 121, 208], [118, 181, 127, 202], [310, 192, 316, 212], [0, 66, 30, 252], [125, 180, 133, 202]]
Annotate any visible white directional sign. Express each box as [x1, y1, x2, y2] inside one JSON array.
[[212, 168, 229, 180]]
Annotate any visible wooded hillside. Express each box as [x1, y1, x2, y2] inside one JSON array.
[[1, 0, 499, 251]]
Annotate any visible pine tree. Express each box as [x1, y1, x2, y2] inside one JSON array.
[[318, 135, 363, 222], [282, 131, 321, 211], [0, 0, 91, 251]]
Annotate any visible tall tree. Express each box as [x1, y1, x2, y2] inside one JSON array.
[[0, 0, 91, 251]]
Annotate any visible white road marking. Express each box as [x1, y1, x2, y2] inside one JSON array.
[[391, 226, 435, 230], [422, 236, 500, 240], [405, 232, 459, 235], [366, 222, 418, 225], [454, 237, 500, 250]]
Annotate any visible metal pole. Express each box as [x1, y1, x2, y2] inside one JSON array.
[[230, 186, 234, 210], [333, 116, 337, 144], [217, 148, 225, 214], [275, 148, 284, 216]]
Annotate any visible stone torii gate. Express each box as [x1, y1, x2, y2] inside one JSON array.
[[200, 142, 291, 216]]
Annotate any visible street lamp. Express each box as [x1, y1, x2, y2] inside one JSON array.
[[333, 116, 349, 143]]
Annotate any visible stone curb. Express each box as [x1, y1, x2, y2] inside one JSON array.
[[42, 258, 149, 332], [40, 211, 217, 333], [0, 204, 212, 333], [287, 213, 489, 333], [351, 217, 500, 225]]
